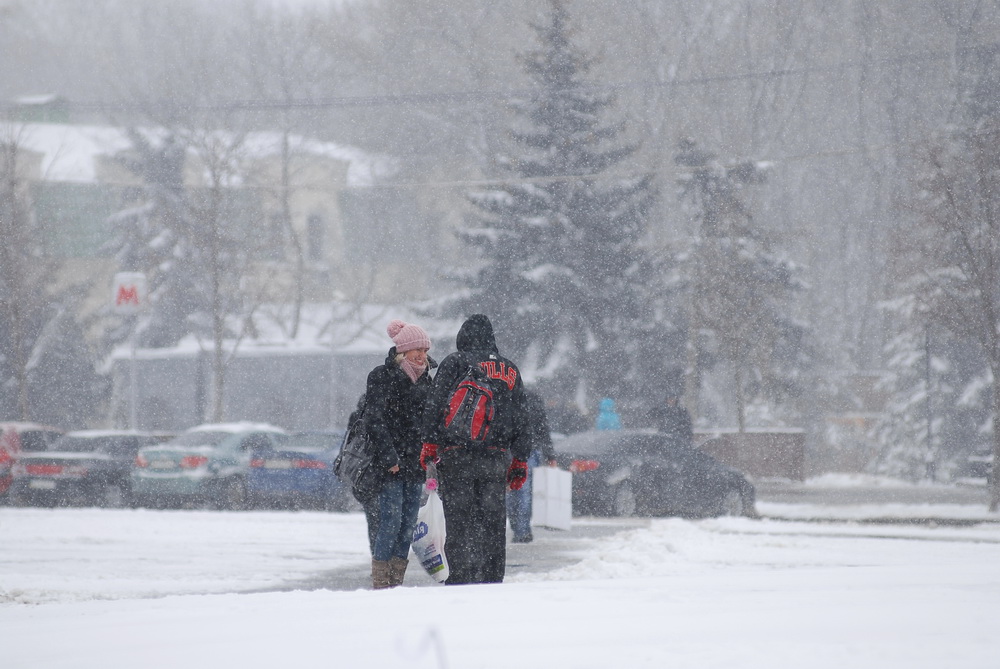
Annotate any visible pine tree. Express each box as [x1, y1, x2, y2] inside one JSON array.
[[107, 130, 203, 348], [446, 0, 664, 418], [674, 139, 809, 431], [873, 316, 986, 482]]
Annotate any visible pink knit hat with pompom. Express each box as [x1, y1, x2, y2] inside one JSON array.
[[387, 319, 431, 353]]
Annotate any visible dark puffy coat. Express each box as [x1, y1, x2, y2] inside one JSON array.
[[657, 404, 694, 447], [522, 389, 555, 462], [363, 347, 434, 484], [422, 315, 530, 463]]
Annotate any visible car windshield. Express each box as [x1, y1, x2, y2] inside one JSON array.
[[48, 436, 113, 453], [621, 435, 672, 458], [66, 436, 143, 456], [554, 431, 679, 458], [18, 431, 63, 452], [100, 438, 144, 457], [166, 431, 233, 447], [554, 431, 631, 457]]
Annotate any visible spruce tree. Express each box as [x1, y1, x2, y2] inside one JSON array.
[[447, 0, 663, 418], [107, 130, 203, 348], [674, 139, 809, 430]]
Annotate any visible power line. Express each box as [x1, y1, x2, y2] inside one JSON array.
[[4, 42, 979, 191], [11, 137, 918, 194], [54, 45, 969, 114]]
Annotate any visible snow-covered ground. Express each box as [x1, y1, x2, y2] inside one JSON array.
[[2, 491, 999, 669]]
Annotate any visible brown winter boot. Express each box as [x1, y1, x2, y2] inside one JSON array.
[[371, 559, 392, 590], [388, 557, 409, 587]]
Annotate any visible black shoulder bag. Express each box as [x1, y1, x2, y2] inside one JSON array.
[[334, 404, 379, 503]]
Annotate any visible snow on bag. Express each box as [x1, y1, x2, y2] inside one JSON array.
[[411, 479, 449, 582], [531, 466, 572, 531]]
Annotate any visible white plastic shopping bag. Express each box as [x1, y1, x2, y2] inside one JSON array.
[[531, 466, 572, 531], [411, 479, 449, 583]]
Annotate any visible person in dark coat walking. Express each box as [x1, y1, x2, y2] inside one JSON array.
[[362, 319, 435, 589], [657, 394, 694, 447], [506, 389, 557, 543], [420, 314, 530, 585]]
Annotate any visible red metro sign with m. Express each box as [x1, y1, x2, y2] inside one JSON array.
[[112, 272, 147, 315]]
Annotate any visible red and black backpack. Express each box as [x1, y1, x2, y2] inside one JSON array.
[[442, 364, 495, 445]]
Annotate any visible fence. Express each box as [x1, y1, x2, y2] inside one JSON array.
[[696, 428, 806, 481]]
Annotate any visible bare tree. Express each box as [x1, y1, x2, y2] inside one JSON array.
[[0, 127, 38, 419], [95, 1, 269, 423], [906, 112, 1000, 509], [235, 5, 336, 338]]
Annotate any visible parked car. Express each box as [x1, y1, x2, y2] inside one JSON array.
[[246, 429, 353, 510], [8, 430, 173, 508], [131, 423, 287, 510], [0, 422, 65, 498], [552, 429, 757, 518]]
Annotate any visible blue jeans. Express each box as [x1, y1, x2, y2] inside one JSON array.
[[506, 451, 539, 539], [372, 478, 424, 562]]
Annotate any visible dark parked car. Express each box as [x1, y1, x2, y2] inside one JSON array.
[[247, 429, 353, 510], [552, 429, 757, 518], [0, 422, 65, 499], [8, 430, 173, 508]]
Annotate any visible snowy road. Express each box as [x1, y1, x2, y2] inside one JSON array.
[[2, 501, 998, 600], [2, 481, 998, 601], [2, 490, 1000, 668]]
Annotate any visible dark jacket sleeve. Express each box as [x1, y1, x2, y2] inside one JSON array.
[[507, 379, 531, 462], [363, 366, 401, 472], [525, 391, 555, 461]]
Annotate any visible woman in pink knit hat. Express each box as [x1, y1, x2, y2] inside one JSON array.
[[359, 319, 435, 588]]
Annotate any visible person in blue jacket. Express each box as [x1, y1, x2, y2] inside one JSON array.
[[595, 397, 622, 430]]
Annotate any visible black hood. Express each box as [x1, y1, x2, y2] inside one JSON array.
[[456, 314, 499, 354]]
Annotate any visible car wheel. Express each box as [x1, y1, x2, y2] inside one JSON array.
[[218, 478, 248, 511], [719, 489, 745, 516], [612, 481, 638, 517]]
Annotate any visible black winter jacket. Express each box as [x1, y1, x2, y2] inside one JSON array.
[[522, 389, 556, 462], [363, 347, 434, 484], [422, 315, 530, 463], [657, 405, 693, 447]]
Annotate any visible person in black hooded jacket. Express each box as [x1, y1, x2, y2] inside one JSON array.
[[420, 314, 531, 585], [362, 319, 435, 589]]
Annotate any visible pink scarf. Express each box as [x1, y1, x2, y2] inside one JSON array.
[[400, 358, 426, 384]]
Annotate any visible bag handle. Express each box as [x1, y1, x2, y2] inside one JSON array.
[[425, 461, 439, 488]]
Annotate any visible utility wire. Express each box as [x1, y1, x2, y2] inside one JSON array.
[[3, 44, 980, 191], [33, 44, 972, 114], [10, 137, 920, 193]]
